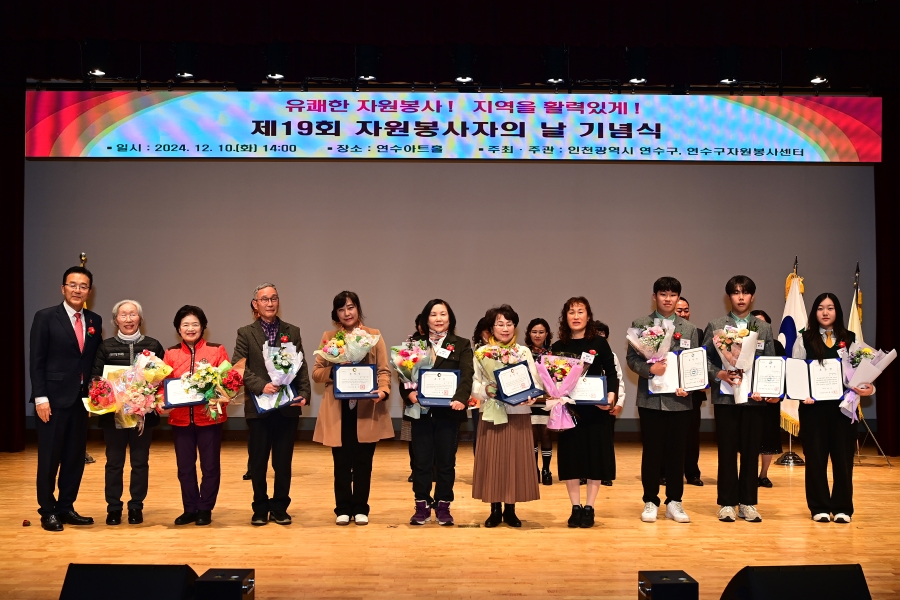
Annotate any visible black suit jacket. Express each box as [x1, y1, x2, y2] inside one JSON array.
[[399, 333, 474, 423], [232, 319, 312, 419], [30, 303, 103, 409]]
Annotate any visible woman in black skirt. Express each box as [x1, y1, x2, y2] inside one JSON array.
[[525, 318, 554, 485], [550, 297, 618, 528], [751, 310, 785, 488]]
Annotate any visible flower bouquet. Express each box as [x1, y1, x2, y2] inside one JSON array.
[[253, 342, 304, 412], [626, 319, 676, 393], [535, 354, 585, 432], [474, 344, 529, 425], [315, 328, 380, 364], [181, 359, 245, 420], [83, 376, 118, 415], [711, 321, 759, 401], [117, 372, 163, 431], [840, 341, 897, 423], [390, 338, 435, 419], [133, 349, 173, 385]]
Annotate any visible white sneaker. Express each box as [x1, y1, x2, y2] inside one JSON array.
[[717, 505, 736, 522], [335, 514, 351, 526], [812, 513, 831, 523], [665, 501, 690, 523], [833, 513, 851, 524], [641, 502, 658, 522], [354, 514, 369, 526], [738, 504, 762, 522]]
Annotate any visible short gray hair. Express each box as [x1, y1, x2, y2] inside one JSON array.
[[253, 283, 277, 300], [111, 299, 143, 327]]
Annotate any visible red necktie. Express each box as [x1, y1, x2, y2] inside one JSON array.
[[74, 312, 84, 353]]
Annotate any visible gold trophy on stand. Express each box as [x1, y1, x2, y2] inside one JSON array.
[[80, 253, 96, 465]]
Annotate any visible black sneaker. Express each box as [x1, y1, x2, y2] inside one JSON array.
[[580, 505, 595, 528], [251, 511, 269, 526], [269, 511, 292, 525], [567, 505, 584, 528], [541, 469, 553, 486]]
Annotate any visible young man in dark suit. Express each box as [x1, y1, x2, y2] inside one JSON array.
[[30, 266, 103, 531]]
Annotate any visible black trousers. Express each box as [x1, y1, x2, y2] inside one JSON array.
[[248, 411, 299, 514], [35, 403, 88, 517], [714, 404, 763, 506], [799, 401, 856, 516], [332, 403, 376, 516], [411, 415, 460, 504], [683, 394, 703, 480], [639, 407, 691, 505], [103, 426, 153, 511]]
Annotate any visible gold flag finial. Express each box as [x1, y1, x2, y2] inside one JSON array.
[[79, 252, 87, 267]]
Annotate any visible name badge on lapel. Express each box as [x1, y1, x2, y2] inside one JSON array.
[[680, 338, 691, 349], [580, 352, 595, 364], [756, 340, 765, 351], [436, 347, 451, 359]]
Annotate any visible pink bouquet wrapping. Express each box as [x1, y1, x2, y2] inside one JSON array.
[[535, 355, 585, 431]]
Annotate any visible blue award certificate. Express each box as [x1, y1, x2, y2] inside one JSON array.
[[333, 364, 378, 399], [570, 375, 608, 405], [250, 382, 299, 413], [493, 362, 542, 405], [162, 378, 206, 409], [416, 369, 460, 407]]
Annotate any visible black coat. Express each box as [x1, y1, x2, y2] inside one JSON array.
[[30, 304, 103, 409], [399, 333, 474, 423], [92, 335, 166, 428]]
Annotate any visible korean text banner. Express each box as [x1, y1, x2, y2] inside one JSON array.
[[25, 91, 881, 162]]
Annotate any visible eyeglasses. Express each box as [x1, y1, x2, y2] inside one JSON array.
[[256, 296, 279, 304], [65, 283, 90, 291], [118, 313, 139, 320]]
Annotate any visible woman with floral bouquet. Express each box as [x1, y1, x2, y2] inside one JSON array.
[[400, 299, 474, 526], [472, 305, 543, 528], [162, 305, 230, 526], [550, 297, 619, 528], [91, 299, 165, 526], [313, 291, 394, 526], [792, 293, 874, 523], [525, 318, 555, 486]]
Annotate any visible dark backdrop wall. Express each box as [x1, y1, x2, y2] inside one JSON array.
[[22, 160, 877, 426]]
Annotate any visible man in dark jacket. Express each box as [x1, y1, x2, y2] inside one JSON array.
[[30, 266, 103, 531]]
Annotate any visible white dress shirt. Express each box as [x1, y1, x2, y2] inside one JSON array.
[[35, 303, 85, 406]]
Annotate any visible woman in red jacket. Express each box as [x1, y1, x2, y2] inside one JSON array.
[[163, 305, 229, 526]]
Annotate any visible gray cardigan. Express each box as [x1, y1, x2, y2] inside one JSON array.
[[702, 315, 775, 405], [626, 314, 700, 411]]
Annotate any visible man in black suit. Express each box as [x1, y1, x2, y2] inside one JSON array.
[[30, 266, 102, 531]]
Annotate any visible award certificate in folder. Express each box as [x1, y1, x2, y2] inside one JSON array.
[[417, 369, 459, 407], [494, 362, 542, 405]]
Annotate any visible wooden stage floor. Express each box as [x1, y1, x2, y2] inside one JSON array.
[[1, 440, 898, 599]]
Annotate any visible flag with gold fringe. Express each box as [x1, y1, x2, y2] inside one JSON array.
[[778, 264, 807, 436]]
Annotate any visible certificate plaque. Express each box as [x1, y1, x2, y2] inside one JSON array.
[[102, 364, 129, 382], [570, 375, 608, 405], [494, 362, 542, 405], [162, 378, 207, 409], [250, 382, 299, 413], [809, 358, 844, 401], [678, 347, 709, 392], [648, 351, 679, 395], [417, 369, 460, 408], [333, 364, 378, 399], [785, 358, 811, 400], [752, 356, 786, 398]]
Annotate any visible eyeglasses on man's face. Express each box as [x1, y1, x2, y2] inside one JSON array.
[[65, 283, 90, 292], [256, 296, 279, 305]]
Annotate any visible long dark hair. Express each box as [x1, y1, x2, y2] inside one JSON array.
[[802, 293, 852, 362], [330, 291, 364, 324], [472, 315, 492, 348], [524, 318, 552, 349], [416, 299, 457, 336], [557, 296, 599, 343]]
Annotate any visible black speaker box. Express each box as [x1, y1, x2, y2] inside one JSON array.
[[638, 570, 699, 599], [720, 564, 871, 600], [59, 563, 198, 600], [196, 568, 255, 599]]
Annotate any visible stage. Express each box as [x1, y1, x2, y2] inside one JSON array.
[[1, 440, 898, 599]]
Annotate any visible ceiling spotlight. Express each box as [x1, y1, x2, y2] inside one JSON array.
[[453, 44, 476, 84], [175, 42, 198, 79], [356, 45, 380, 82], [544, 46, 567, 85], [266, 42, 288, 81], [716, 46, 740, 85], [808, 48, 830, 85], [626, 46, 648, 85], [82, 39, 110, 78]]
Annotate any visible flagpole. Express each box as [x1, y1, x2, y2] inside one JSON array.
[[78, 253, 96, 466], [776, 256, 805, 467]]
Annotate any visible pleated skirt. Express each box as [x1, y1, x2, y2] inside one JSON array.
[[472, 414, 540, 504]]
